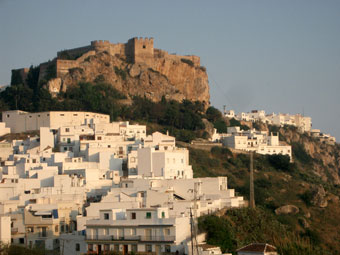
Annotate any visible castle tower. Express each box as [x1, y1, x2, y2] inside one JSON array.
[[127, 37, 154, 64]]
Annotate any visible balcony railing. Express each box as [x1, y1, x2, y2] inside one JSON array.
[[86, 235, 175, 242]]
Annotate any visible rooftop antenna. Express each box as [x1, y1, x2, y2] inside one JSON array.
[[249, 151, 255, 209]]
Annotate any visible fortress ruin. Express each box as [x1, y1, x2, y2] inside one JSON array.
[[31, 37, 201, 82]]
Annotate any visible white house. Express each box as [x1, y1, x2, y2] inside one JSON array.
[[0, 122, 10, 136], [2, 110, 110, 133], [85, 207, 190, 255], [221, 127, 292, 160]]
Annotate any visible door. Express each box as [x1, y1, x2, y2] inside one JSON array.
[[156, 245, 161, 255], [145, 228, 152, 241], [123, 245, 128, 255]]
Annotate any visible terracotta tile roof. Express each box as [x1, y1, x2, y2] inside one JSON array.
[[237, 243, 277, 252]]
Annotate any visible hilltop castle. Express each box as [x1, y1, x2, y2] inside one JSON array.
[[35, 37, 201, 82], [13, 37, 210, 105]]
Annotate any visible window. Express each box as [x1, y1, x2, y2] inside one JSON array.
[[98, 136, 102, 140], [164, 228, 170, 236], [132, 228, 137, 236], [19, 238, 25, 244], [104, 213, 109, 220], [41, 227, 47, 237], [88, 244, 94, 252], [131, 212, 136, 219], [104, 244, 110, 251], [76, 243, 80, 251], [55, 225, 59, 233], [146, 245, 152, 252], [65, 128, 70, 132], [146, 212, 152, 219], [60, 114, 64, 116], [67, 138, 71, 144], [114, 244, 119, 252], [165, 245, 171, 252], [131, 244, 137, 252], [161, 212, 165, 218]]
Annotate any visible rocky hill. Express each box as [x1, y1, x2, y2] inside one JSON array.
[[14, 37, 210, 106], [189, 120, 340, 254]]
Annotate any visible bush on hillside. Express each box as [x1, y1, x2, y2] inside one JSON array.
[[267, 154, 291, 172], [206, 106, 222, 123], [292, 142, 312, 164]]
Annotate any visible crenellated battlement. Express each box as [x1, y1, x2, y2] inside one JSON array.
[[132, 37, 154, 44], [90, 40, 112, 47]]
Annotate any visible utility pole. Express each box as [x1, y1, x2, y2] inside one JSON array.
[[190, 207, 194, 255], [249, 151, 255, 209]]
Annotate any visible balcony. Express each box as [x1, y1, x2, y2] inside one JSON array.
[[11, 228, 18, 234], [86, 235, 175, 242]]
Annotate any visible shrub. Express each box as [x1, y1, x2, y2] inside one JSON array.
[[11, 69, 24, 85], [44, 62, 56, 81], [267, 154, 291, 172], [292, 142, 312, 164], [214, 119, 228, 133], [211, 146, 232, 157], [199, 66, 206, 72], [94, 74, 105, 83], [180, 58, 194, 67], [299, 190, 313, 206], [198, 215, 235, 252], [229, 118, 250, 131], [114, 66, 127, 80], [206, 106, 222, 122]]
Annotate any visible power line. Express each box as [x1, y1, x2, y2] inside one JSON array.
[[207, 71, 234, 111]]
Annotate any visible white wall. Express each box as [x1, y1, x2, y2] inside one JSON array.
[[0, 216, 11, 244]]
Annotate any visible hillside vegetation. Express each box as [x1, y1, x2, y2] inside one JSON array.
[[190, 125, 340, 254]]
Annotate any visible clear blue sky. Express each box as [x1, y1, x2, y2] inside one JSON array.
[[1, 0, 340, 140]]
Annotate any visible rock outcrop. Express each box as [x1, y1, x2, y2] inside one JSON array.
[[278, 128, 340, 185], [275, 205, 299, 215], [312, 185, 328, 208], [39, 38, 210, 106]]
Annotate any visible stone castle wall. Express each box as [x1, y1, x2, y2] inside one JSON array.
[[16, 37, 202, 87], [56, 59, 79, 77], [57, 45, 92, 59]]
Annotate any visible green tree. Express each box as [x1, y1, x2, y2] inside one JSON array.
[[206, 106, 222, 122], [10, 69, 23, 85]]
